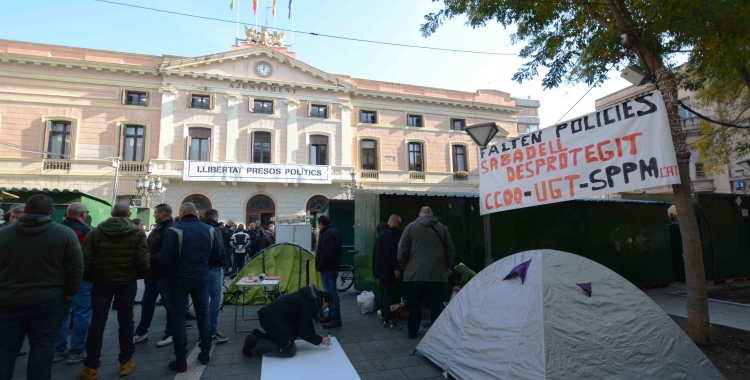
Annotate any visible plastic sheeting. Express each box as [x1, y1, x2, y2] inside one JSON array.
[[416, 250, 724, 380], [223, 243, 324, 305]]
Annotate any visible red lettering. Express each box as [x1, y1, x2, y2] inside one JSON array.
[[515, 164, 525, 180], [485, 193, 493, 210], [615, 137, 623, 157], [622, 132, 644, 155], [525, 161, 535, 179], [559, 152, 568, 169], [481, 160, 489, 174], [514, 187, 523, 205], [503, 189, 513, 206], [584, 144, 598, 163], [494, 191, 503, 209], [564, 175, 580, 197], [525, 146, 537, 160], [546, 155, 557, 172], [513, 149, 524, 164], [501, 153, 511, 166], [506, 167, 516, 182], [557, 139, 567, 152], [597, 140, 614, 161], [490, 157, 498, 171], [539, 143, 547, 157], [549, 178, 563, 199], [535, 158, 546, 176], [535, 182, 548, 202], [570, 148, 583, 166]]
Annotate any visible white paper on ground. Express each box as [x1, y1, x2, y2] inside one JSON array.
[[261, 337, 360, 380]]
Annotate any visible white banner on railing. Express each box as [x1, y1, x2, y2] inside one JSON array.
[[182, 161, 332, 184], [479, 91, 680, 215]]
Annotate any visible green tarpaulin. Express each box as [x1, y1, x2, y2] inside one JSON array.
[[223, 243, 324, 305]]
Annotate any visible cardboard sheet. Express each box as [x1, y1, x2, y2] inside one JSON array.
[[261, 337, 360, 380]]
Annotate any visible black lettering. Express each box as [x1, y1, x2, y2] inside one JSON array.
[[596, 112, 602, 127], [603, 108, 616, 125], [489, 145, 500, 155], [530, 131, 542, 144], [571, 118, 583, 134], [480, 147, 487, 158], [590, 169, 607, 191], [605, 165, 622, 188], [634, 93, 658, 116], [639, 158, 659, 180], [615, 105, 622, 121], [501, 143, 510, 152], [555, 123, 568, 138], [511, 139, 518, 149], [622, 101, 635, 119], [521, 135, 529, 147], [228, 84, 234, 88], [622, 162, 637, 184], [584, 115, 595, 130]]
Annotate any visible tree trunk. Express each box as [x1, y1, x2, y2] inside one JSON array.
[[654, 66, 713, 346], [735, 64, 750, 92]]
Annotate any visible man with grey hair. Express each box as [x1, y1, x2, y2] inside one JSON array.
[[398, 206, 455, 339], [158, 202, 221, 372], [54, 202, 93, 364], [77, 202, 149, 379], [7, 203, 25, 225]]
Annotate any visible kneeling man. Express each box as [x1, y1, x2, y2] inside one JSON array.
[[242, 285, 332, 358]]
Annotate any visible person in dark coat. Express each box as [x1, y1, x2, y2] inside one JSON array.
[[314, 215, 343, 328], [203, 209, 228, 343], [242, 285, 332, 358], [133, 203, 176, 348], [373, 214, 402, 329]]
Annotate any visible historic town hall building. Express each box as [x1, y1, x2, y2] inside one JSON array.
[[0, 35, 539, 224]]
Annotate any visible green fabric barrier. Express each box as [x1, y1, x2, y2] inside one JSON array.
[[223, 242, 324, 305]]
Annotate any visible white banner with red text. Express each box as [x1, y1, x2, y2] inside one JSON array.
[[182, 161, 332, 184], [479, 91, 680, 215]]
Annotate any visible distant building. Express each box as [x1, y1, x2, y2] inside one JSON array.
[[595, 84, 749, 196], [0, 37, 541, 223]]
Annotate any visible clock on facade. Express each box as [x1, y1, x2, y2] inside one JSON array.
[[256, 62, 272, 77]]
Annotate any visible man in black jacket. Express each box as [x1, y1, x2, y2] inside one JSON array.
[[134, 203, 176, 348], [203, 209, 228, 343], [221, 220, 235, 274], [314, 215, 343, 328], [242, 285, 332, 358], [373, 214, 402, 330]]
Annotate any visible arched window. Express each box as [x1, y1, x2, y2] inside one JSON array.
[[182, 194, 212, 217], [246, 195, 275, 227], [306, 195, 328, 214]]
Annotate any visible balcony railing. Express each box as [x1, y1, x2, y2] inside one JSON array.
[[359, 170, 379, 180], [120, 162, 145, 173], [409, 171, 425, 180], [43, 159, 71, 171], [453, 171, 469, 181], [681, 116, 701, 133]]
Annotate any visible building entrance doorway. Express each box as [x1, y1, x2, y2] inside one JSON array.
[[246, 194, 275, 227], [182, 194, 212, 218]]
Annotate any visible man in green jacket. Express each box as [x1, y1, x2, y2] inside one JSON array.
[[397, 206, 455, 339], [77, 202, 149, 380], [0, 194, 83, 380]]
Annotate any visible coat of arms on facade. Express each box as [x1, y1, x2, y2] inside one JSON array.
[[244, 26, 285, 48]]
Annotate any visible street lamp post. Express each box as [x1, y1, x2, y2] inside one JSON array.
[[135, 163, 167, 208], [344, 170, 357, 200], [464, 122, 500, 268]]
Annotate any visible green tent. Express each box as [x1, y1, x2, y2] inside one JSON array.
[[223, 243, 324, 305]]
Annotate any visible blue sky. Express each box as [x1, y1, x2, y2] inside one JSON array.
[[0, 0, 632, 126]]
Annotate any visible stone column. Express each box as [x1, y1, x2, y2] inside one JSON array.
[[339, 103, 352, 166], [284, 99, 300, 164], [157, 86, 176, 159], [225, 93, 242, 162]]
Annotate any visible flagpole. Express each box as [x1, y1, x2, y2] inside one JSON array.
[[235, 0, 240, 44], [273, 0, 277, 31], [291, 0, 294, 51]]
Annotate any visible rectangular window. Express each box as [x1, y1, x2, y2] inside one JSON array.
[[191, 94, 211, 109], [451, 118, 465, 130], [528, 124, 539, 133], [408, 142, 423, 172], [309, 135, 329, 165], [452, 145, 467, 172], [123, 125, 145, 162], [407, 114, 423, 127], [47, 121, 71, 159], [361, 140, 377, 170], [678, 103, 692, 119], [361, 110, 377, 124], [310, 104, 328, 118], [253, 100, 273, 114], [188, 128, 211, 161], [125, 91, 148, 106], [252, 131, 272, 163]]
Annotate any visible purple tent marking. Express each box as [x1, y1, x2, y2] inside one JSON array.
[[577, 283, 592, 297], [503, 259, 532, 284]]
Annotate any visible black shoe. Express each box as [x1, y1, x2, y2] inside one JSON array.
[[198, 354, 210, 365], [318, 316, 331, 323], [134, 300, 141, 305], [16, 352, 28, 360], [229, 273, 237, 280], [186, 324, 194, 329], [242, 334, 258, 357], [168, 360, 187, 372], [186, 312, 197, 320], [251, 328, 262, 338], [408, 331, 420, 339]]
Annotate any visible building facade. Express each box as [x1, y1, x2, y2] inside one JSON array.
[[0, 37, 539, 224]]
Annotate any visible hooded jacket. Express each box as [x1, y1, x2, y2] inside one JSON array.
[[0, 214, 84, 306], [146, 217, 175, 279], [373, 222, 399, 282], [257, 285, 324, 348], [397, 215, 456, 282], [315, 224, 342, 272], [83, 216, 150, 285]]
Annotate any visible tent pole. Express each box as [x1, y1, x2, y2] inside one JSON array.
[[483, 214, 493, 267]]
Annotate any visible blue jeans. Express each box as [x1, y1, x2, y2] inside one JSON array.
[[135, 277, 172, 337], [320, 271, 341, 323], [0, 296, 66, 380], [170, 278, 212, 363], [207, 268, 223, 335], [83, 281, 137, 369], [55, 281, 93, 355]]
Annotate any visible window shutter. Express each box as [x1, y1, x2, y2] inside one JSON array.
[[121, 89, 127, 105], [374, 140, 379, 169], [307, 102, 312, 117], [207, 136, 212, 161], [186, 91, 192, 109], [209, 94, 215, 110], [248, 97, 255, 112], [43, 120, 52, 157], [145, 91, 150, 107], [326, 104, 331, 119], [185, 136, 191, 160], [272, 99, 277, 115], [119, 124, 125, 159]]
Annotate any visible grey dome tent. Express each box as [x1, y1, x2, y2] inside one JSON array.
[[416, 249, 723, 380]]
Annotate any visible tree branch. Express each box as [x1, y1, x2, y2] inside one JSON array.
[[579, 1, 613, 31], [736, 63, 750, 91], [606, 0, 630, 34]]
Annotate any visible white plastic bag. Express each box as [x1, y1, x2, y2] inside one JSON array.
[[357, 291, 376, 314]]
